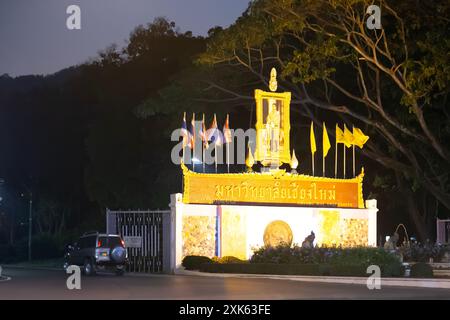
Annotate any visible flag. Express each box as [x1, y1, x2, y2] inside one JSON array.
[[181, 112, 190, 148], [208, 114, 223, 146], [336, 124, 345, 144], [189, 113, 195, 149], [322, 122, 331, 158], [310, 121, 316, 154], [353, 127, 369, 148], [343, 124, 354, 148], [199, 114, 209, 149], [223, 114, 232, 144]]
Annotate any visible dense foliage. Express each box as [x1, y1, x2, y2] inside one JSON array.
[[251, 245, 402, 268], [0, 18, 205, 246], [182, 255, 213, 270], [1, 1, 449, 254]]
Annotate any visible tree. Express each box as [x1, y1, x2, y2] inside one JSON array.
[[196, 0, 450, 240]]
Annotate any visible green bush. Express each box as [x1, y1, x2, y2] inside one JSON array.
[[410, 262, 433, 278], [400, 243, 450, 263], [249, 245, 403, 277], [199, 263, 396, 277], [252, 245, 400, 264], [199, 262, 404, 277], [212, 256, 247, 264], [182, 255, 213, 270]]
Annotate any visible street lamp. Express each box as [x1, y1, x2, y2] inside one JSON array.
[[21, 188, 33, 262], [28, 191, 32, 261]]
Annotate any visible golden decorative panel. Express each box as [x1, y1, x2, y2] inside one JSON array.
[[182, 163, 364, 208], [341, 218, 368, 247], [263, 220, 293, 247], [182, 215, 216, 258], [220, 209, 247, 259], [317, 210, 341, 247], [254, 89, 292, 166], [316, 210, 369, 247]]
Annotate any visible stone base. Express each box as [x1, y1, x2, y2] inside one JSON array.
[[169, 193, 378, 272]]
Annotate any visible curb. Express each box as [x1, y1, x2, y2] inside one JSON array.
[[3, 265, 62, 272], [176, 269, 450, 289], [3, 266, 170, 277]]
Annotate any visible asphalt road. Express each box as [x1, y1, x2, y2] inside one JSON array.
[[1, 268, 449, 300]]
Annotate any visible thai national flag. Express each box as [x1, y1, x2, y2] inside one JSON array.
[[199, 114, 209, 149], [180, 113, 190, 148], [207, 114, 223, 146], [189, 113, 196, 149], [223, 114, 232, 144]]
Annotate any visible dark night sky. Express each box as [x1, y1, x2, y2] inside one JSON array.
[[0, 0, 249, 76]]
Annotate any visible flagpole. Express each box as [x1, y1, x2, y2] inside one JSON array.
[[215, 147, 218, 173], [323, 153, 325, 177], [192, 113, 195, 172], [353, 144, 355, 177], [182, 112, 186, 165], [352, 126, 355, 177], [343, 143, 346, 179], [202, 144, 205, 173], [202, 114, 205, 173], [312, 153, 315, 176], [334, 138, 337, 178], [227, 143, 230, 173]]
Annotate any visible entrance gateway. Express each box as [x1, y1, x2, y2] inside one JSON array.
[[168, 69, 378, 273]]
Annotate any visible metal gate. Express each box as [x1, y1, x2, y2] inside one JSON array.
[[437, 219, 450, 244], [106, 209, 170, 273]]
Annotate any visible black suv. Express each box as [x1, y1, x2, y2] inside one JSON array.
[[64, 232, 128, 276]]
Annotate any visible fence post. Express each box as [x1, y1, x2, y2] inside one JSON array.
[[106, 208, 117, 234], [162, 211, 171, 274]]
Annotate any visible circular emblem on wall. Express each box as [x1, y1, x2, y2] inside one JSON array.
[[263, 220, 293, 247]]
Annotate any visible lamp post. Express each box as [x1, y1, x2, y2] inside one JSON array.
[[28, 191, 32, 261]]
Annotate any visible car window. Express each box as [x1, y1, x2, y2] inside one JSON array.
[[108, 236, 122, 248], [97, 236, 108, 248]]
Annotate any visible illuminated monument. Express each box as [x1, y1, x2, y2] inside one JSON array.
[[169, 69, 378, 272]]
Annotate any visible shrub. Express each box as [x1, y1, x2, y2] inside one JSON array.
[[198, 263, 392, 277], [327, 247, 402, 269], [400, 242, 450, 263], [410, 262, 433, 278], [250, 245, 403, 277], [182, 255, 213, 270], [252, 245, 400, 264], [212, 256, 247, 264]]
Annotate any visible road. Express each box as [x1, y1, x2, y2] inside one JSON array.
[[1, 268, 449, 300]]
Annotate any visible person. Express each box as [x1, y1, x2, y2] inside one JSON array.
[[265, 101, 280, 154]]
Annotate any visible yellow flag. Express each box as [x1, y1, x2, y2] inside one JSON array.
[[343, 124, 354, 148], [336, 124, 345, 144], [310, 122, 317, 154], [353, 127, 369, 148], [323, 122, 331, 158]]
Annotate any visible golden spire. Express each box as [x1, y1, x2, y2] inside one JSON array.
[[269, 67, 277, 92], [246, 144, 255, 169], [290, 149, 298, 170]]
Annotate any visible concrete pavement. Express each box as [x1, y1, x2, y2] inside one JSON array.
[[1, 268, 449, 299]]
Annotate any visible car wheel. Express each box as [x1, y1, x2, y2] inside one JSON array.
[[83, 259, 96, 276]]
